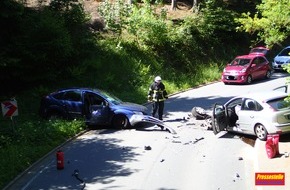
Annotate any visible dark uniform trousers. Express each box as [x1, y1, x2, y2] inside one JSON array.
[[152, 101, 164, 120]]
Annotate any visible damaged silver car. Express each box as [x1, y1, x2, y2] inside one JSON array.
[[212, 90, 290, 140]]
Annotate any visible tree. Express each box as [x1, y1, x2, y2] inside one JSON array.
[[171, 0, 177, 11], [236, 0, 290, 48]]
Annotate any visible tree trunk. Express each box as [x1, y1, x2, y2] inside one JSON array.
[[192, 0, 199, 12], [193, 0, 199, 7], [171, 0, 177, 10]]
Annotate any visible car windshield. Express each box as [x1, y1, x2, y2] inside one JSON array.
[[278, 48, 290, 56], [267, 97, 290, 111], [230, 58, 251, 66], [99, 90, 123, 105]]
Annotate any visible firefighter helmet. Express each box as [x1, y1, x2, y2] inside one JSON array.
[[155, 76, 162, 82]]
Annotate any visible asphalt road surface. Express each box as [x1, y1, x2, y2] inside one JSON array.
[[5, 72, 289, 190]]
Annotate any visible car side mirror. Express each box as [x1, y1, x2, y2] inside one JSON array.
[[251, 64, 256, 67]]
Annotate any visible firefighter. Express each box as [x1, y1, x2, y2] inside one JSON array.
[[148, 76, 168, 120]]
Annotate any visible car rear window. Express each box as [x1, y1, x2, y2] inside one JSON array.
[[267, 97, 290, 110], [250, 49, 267, 54]]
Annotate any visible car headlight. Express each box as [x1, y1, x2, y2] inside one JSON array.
[[240, 68, 247, 73], [223, 68, 227, 72]]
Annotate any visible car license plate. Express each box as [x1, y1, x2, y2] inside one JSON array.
[[226, 76, 236, 80]]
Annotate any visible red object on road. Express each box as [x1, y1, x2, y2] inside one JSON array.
[[265, 134, 280, 159], [56, 150, 64, 170]]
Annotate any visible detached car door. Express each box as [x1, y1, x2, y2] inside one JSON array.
[[212, 103, 228, 134]]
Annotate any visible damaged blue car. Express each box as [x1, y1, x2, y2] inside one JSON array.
[[39, 88, 166, 129]]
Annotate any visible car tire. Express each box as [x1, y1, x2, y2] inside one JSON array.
[[265, 70, 272, 79], [246, 75, 252, 84], [112, 114, 129, 129], [191, 107, 208, 120], [212, 117, 220, 134], [254, 124, 268, 141]]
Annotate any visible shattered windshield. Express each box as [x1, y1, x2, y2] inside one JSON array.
[[99, 90, 123, 105]]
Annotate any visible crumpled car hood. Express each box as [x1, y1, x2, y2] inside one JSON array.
[[117, 102, 148, 113]]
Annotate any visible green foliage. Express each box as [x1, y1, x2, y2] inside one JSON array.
[[126, 1, 169, 50], [95, 0, 244, 77], [198, 0, 239, 44], [97, 0, 132, 35], [0, 0, 96, 95], [236, 0, 290, 47], [50, 0, 80, 12]]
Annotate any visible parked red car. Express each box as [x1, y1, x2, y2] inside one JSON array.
[[221, 54, 272, 84], [249, 46, 269, 56]]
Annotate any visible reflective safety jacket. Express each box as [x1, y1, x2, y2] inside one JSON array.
[[148, 82, 168, 102]]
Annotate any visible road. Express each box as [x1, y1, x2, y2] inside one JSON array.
[[5, 72, 289, 190]]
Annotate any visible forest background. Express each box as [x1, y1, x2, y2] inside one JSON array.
[[0, 0, 289, 188]]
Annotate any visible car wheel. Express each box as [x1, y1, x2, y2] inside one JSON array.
[[212, 117, 220, 134], [112, 114, 129, 129], [246, 75, 252, 84], [191, 107, 208, 120], [254, 124, 268, 141], [265, 70, 271, 79]]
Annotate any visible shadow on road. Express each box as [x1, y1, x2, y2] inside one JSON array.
[[279, 133, 290, 142]]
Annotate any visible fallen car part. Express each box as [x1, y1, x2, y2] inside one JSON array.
[[191, 107, 211, 120], [144, 146, 152, 150], [130, 115, 177, 134], [193, 137, 204, 144], [72, 169, 86, 190]]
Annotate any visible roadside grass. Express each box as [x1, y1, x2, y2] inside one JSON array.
[[0, 116, 86, 189], [0, 61, 223, 189]]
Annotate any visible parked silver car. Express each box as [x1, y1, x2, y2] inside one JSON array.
[[272, 46, 290, 71], [212, 90, 290, 140]]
